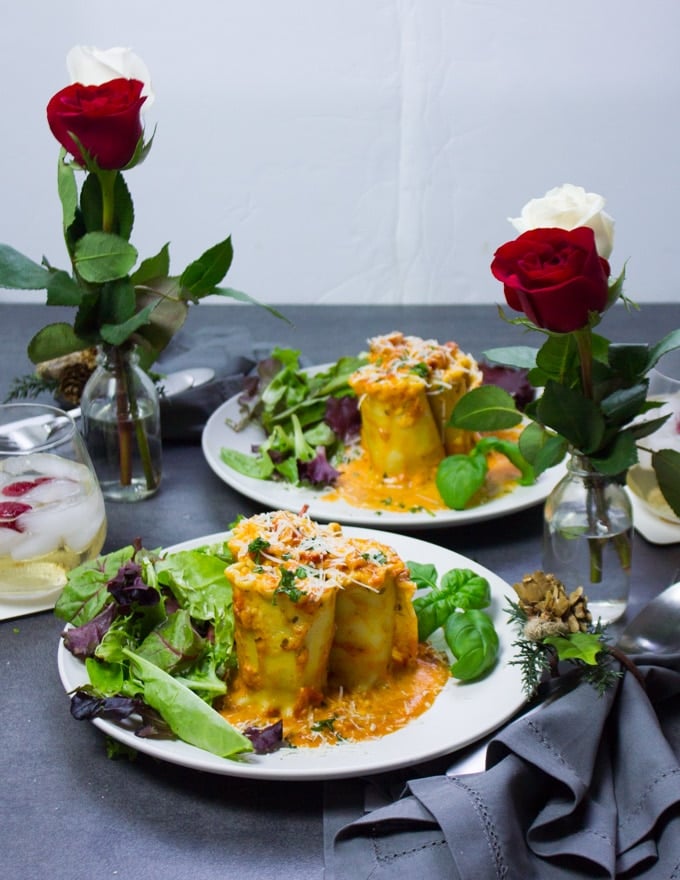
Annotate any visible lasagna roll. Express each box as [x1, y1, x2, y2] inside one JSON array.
[[329, 536, 418, 691], [349, 332, 482, 478], [224, 510, 419, 714]]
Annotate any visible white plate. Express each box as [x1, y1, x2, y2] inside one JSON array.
[[201, 391, 565, 528], [58, 528, 525, 781]]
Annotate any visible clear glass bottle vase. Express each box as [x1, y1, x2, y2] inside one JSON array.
[[79, 344, 162, 502], [543, 452, 633, 624]]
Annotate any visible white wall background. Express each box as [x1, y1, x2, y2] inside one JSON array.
[[1, 0, 679, 307]]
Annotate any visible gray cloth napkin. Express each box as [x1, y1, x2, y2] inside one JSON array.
[[326, 654, 680, 879], [155, 325, 270, 441]]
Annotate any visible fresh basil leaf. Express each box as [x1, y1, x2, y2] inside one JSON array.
[[445, 609, 499, 680], [406, 561, 439, 591], [474, 436, 535, 485], [435, 452, 488, 510], [438, 569, 490, 610]]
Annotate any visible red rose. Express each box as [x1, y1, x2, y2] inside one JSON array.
[[46, 78, 146, 170], [490, 226, 611, 333]]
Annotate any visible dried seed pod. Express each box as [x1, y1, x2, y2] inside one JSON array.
[[514, 570, 592, 636]]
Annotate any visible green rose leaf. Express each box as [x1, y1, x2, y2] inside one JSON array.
[[536, 380, 605, 454], [74, 231, 138, 283], [482, 345, 538, 370], [518, 422, 567, 474], [46, 270, 84, 307], [449, 385, 522, 431], [100, 301, 160, 346], [27, 322, 89, 364], [652, 448, 680, 517], [648, 328, 680, 372], [97, 277, 137, 326], [600, 383, 648, 428], [588, 430, 638, 476], [0, 244, 51, 290], [211, 286, 289, 322], [57, 150, 78, 232], [131, 242, 171, 285], [608, 343, 650, 382], [180, 237, 234, 298]]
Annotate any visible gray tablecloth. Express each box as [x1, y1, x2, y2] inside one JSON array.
[[326, 655, 680, 879]]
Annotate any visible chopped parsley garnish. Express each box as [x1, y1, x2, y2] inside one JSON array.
[[410, 362, 430, 378], [362, 550, 388, 565], [248, 537, 271, 563], [274, 566, 307, 603]]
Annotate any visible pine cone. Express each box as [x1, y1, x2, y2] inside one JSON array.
[[36, 349, 97, 406], [514, 570, 592, 637]]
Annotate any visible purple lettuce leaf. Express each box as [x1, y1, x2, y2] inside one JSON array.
[[243, 719, 284, 754], [479, 361, 534, 412], [324, 395, 361, 442], [298, 447, 340, 486], [61, 602, 119, 659]]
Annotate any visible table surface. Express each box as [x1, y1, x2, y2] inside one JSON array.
[[2, 302, 679, 879]]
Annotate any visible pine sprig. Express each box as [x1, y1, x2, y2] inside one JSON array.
[[4, 373, 58, 402]]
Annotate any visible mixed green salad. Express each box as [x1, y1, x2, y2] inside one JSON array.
[[56, 537, 501, 760], [219, 347, 536, 511]]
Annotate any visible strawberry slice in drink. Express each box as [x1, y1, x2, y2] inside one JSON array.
[[2, 477, 53, 497], [0, 501, 32, 531]]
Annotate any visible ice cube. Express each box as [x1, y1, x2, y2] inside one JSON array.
[[0, 526, 24, 554], [62, 491, 106, 552], [26, 453, 87, 482], [24, 478, 80, 505], [12, 506, 68, 559]]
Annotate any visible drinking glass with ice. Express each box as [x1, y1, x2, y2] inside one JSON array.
[[0, 403, 107, 597]]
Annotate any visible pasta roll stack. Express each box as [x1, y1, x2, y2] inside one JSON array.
[[225, 511, 418, 716], [349, 332, 483, 477]]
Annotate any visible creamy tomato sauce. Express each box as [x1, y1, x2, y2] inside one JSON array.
[[324, 441, 522, 515], [220, 643, 449, 748]]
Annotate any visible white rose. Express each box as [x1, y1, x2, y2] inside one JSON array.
[[509, 183, 614, 260], [66, 46, 154, 109]]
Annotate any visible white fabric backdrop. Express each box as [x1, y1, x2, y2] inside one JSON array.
[[1, 0, 679, 306]]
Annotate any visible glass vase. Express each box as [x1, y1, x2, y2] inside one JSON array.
[[543, 452, 632, 624], [79, 344, 162, 502]]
